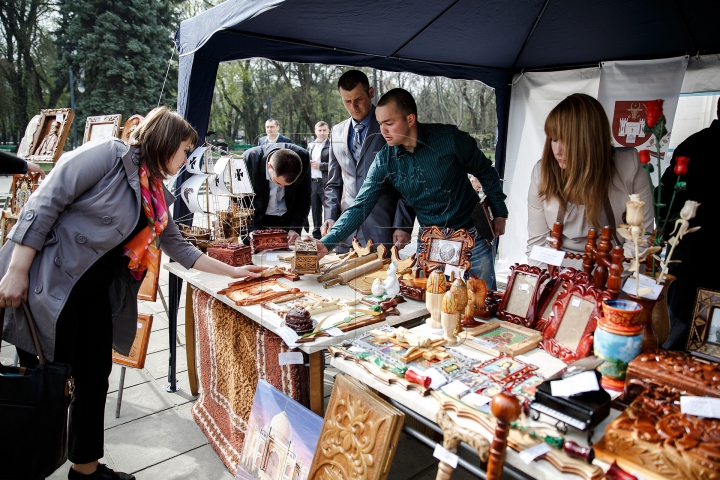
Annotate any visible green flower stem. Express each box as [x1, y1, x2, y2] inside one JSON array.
[[659, 176, 682, 241]]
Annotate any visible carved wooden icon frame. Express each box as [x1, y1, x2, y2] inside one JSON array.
[[120, 114, 144, 142], [540, 282, 610, 363], [17, 114, 42, 158], [462, 320, 542, 357], [496, 264, 548, 328], [10, 173, 40, 215], [112, 313, 153, 369], [83, 114, 122, 144], [417, 226, 474, 275], [0, 210, 18, 245], [535, 268, 592, 332], [687, 288, 720, 363], [26, 108, 74, 162]]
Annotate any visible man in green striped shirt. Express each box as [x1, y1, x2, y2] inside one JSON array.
[[318, 88, 508, 289]]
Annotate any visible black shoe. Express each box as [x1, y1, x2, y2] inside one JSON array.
[[68, 464, 135, 480]]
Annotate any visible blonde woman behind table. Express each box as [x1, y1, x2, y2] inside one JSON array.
[[526, 93, 654, 268]]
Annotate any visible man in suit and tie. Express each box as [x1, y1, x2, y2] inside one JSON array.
[[308, 121, 330, 239], [322, 70, 413, 253], [238, 144, 311, 245], [257, 118, 292, 146]]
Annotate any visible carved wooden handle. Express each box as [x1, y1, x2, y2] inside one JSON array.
[[404, 369, 431, 388], [486, 393, 522, 480], [337, 259, 385, 283], [562, 441, 594, 464], [317, 252, 378, 282]]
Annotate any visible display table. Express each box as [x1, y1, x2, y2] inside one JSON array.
[[329, 322, 623, 480]]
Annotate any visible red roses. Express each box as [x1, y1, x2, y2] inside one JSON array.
[[674, 156, 690, 176], [644, 99, 664, 128], [639, 150, 652, 164]]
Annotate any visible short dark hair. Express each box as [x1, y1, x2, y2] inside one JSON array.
[[377, 88, 418, 117], [266, 118, 280, 127], [337, 70, 370, 94], [269, 149, 302, 183], [129, 106, 198, 179]]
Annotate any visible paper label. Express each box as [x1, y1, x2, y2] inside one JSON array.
[[529, 245, 566, 266], [571, 297, 581, 308], [519, 283, 530, 292], [622, 274, 663, 300], [461, 392, 491, 408], [551, 371, 599, 397], [441, 380, 470, 397], [325, 327, 345, 337], [56, 114, 64, 122], [265, 252, 280, 261], [278, 352, 304, 365], [348, 346, 366, 353], [444, 263, 465, 279], [433, 444, 459, 468], [276, 326, 299, 348], [137, 323, 142, 328], [518, 443, 552, 464], [681, 396, 720, 419], [414, 367, 447, 390]]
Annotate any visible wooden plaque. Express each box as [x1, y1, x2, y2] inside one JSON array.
[[112, 313, 153, 369], [687, 288, 720, 363], [309, 374, 404, 480], [83, 114, 122, 144], [120, 114, 144, 142], [462, 321, 542, 357], [496, 264, 548, 328], [417, 226, 474, 275], [26, 108, 74, 162], [10, 173, 40, 215], [540, 282, 610, 363]]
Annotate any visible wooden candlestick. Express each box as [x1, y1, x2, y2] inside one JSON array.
[[486, 393, 522, 480]]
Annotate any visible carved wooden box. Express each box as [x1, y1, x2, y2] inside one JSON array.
[[308, 374, 404, 480], [291, 238, 318, 274], [206, 242, 252, 267], [250, 228, 288, 254], [597, 387, 720, 480], [623, 349, 720, 404]]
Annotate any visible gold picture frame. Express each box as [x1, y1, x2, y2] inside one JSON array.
[[83, 114, 122, 144], [687, 288, 720, 363], [26, 108, 74, 162]]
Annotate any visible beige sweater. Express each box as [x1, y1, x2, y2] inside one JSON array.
[[526, 147, 655, 268]]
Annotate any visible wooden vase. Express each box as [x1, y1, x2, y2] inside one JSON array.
[[651, 274, 675, 346], [425, 292, 443, 329], [625, 294, 659, 352], [441, 312, 458, 345]]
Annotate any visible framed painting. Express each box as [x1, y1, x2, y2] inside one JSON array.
[[112, 313, 153, 369], [496, 264, 548, 328], [470, 355, 537, 385], [10, 173, 40, 215], [120, 114, 144, 142], [462, 320, 542, 357], [535, 268, 591, 332], [83, 114, 122, 144], [26, 108, 74, 162], [687, 288, 720, 363], [417, 226, 474, 275], [539, 282, 610, 363]]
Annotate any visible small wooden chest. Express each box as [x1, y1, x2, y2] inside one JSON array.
[[291, 239, 318, 274], [250, 228, 288, 254], [206, 242, 252, 266]]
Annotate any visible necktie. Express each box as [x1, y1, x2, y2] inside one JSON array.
[[352, 123, 365, 162]]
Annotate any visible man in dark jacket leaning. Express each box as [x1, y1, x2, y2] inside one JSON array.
[[238, 143, 311, 245]]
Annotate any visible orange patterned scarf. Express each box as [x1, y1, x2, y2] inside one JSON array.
[[124, 165, 168, 280]]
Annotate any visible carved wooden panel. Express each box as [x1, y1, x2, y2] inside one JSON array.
[[10, 173, 40, 215], [417, 226, 474, 275], [17, 114, 42, 158], [308, 374, 404, 480], [112, 313, 153, 369], [26, 108, 74, 162], [120, 114, 144, 142], [539, 282, 610, 363], [496, 264, 548, 328], [250, 228, 288, 253], [83, 114, 122, 144], [223, 279, 299, 306]]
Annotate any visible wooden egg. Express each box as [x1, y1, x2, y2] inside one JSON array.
[[442, 290, 458, 314], [426, 268, 446, 294], [449, 277, 468, 311]]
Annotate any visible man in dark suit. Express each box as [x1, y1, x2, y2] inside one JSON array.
[[322, 70, 413, 253], [308, 121, 330, 239], [239, 144, 311, 245], [257, 118, 292, 146]]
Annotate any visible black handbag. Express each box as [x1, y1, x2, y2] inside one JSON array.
[[0, 301, 73, 480]]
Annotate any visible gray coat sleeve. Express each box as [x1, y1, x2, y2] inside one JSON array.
[[159, 217, 203, 270]]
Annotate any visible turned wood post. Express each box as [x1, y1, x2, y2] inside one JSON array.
[[607, 246, 624, 298], [593, 226, 613, 289], [583, 229, 598, 274], [486, 393, 522, 480], [548, 222, 564, 275]]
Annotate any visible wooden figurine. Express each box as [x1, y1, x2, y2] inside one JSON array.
[[250, 228, 288, 253], [206, 242, 252, 266], [441, 290, 459, 345], [425, 267, 445, 329], [291, 238, 319, 274], [463, 276, 486, 327], [449, 276, 468, 336], [370, 260, 400, 298]]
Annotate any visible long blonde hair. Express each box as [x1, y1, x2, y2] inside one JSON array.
[[539, 93, 615, 229]]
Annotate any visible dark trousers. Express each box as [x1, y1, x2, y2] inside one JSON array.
[[260, 211, 297, 233], [18, 258, 115, 464], [310, 179, 324, 239]]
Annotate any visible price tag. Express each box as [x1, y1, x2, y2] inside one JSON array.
[[276, 326, 299, 348], [444, 264, 465, 279], [421, 368, 448, 390], [622, 274, 663, 300], [278, 352, 304, 365], [433, 444, 459, 468], [529, 245, 566, 266], [56, 114, 64, 122], [518, 443, 552, 464], [265, 252, 279, 261], [348, 346, 366, 354], [461, 392, 491, 408], [137, 323, 142, 329], [681, 396, 720, 419], [325, 327, 345, 337], [551, 371, 599, 397], [571, 297, 581, 308], [441, 380, 470, 398]]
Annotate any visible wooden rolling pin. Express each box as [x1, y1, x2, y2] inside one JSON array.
[[323, 259, 384, 288], [317, 253, 378, 283]]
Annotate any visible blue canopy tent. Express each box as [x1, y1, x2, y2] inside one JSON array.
[[166, 0, 720, 390]]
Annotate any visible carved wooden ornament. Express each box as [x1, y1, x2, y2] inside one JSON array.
[[10, 173, 40, 215], [120, 114, 144, 142], [26, 108, 74, 163], [223, 278, 299, 306], [308, 374, 404, 480], [417, 226, 474, 275], [496, 264, 548, 328], [83, 114, 122, 144], [0, 211, 18, 246]]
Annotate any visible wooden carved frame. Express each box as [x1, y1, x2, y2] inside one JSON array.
[[120, 114, 144, 142], [1, 211, 18, 245], [26, 108, 74, 162], [540, 282, 610, 363], [83, 114, 122, 144], [687, 288, 720, 363], [137, 251, 162, 302], [496, 264, 548, 328], [112, 313, 153, 369], [10, 174, 40, 215], [462, 321, 542, 357], [417, 226, 474, 275], [535, 268, 591, 331]]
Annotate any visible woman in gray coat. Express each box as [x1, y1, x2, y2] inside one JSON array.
[[0, 107, 264, 480]]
